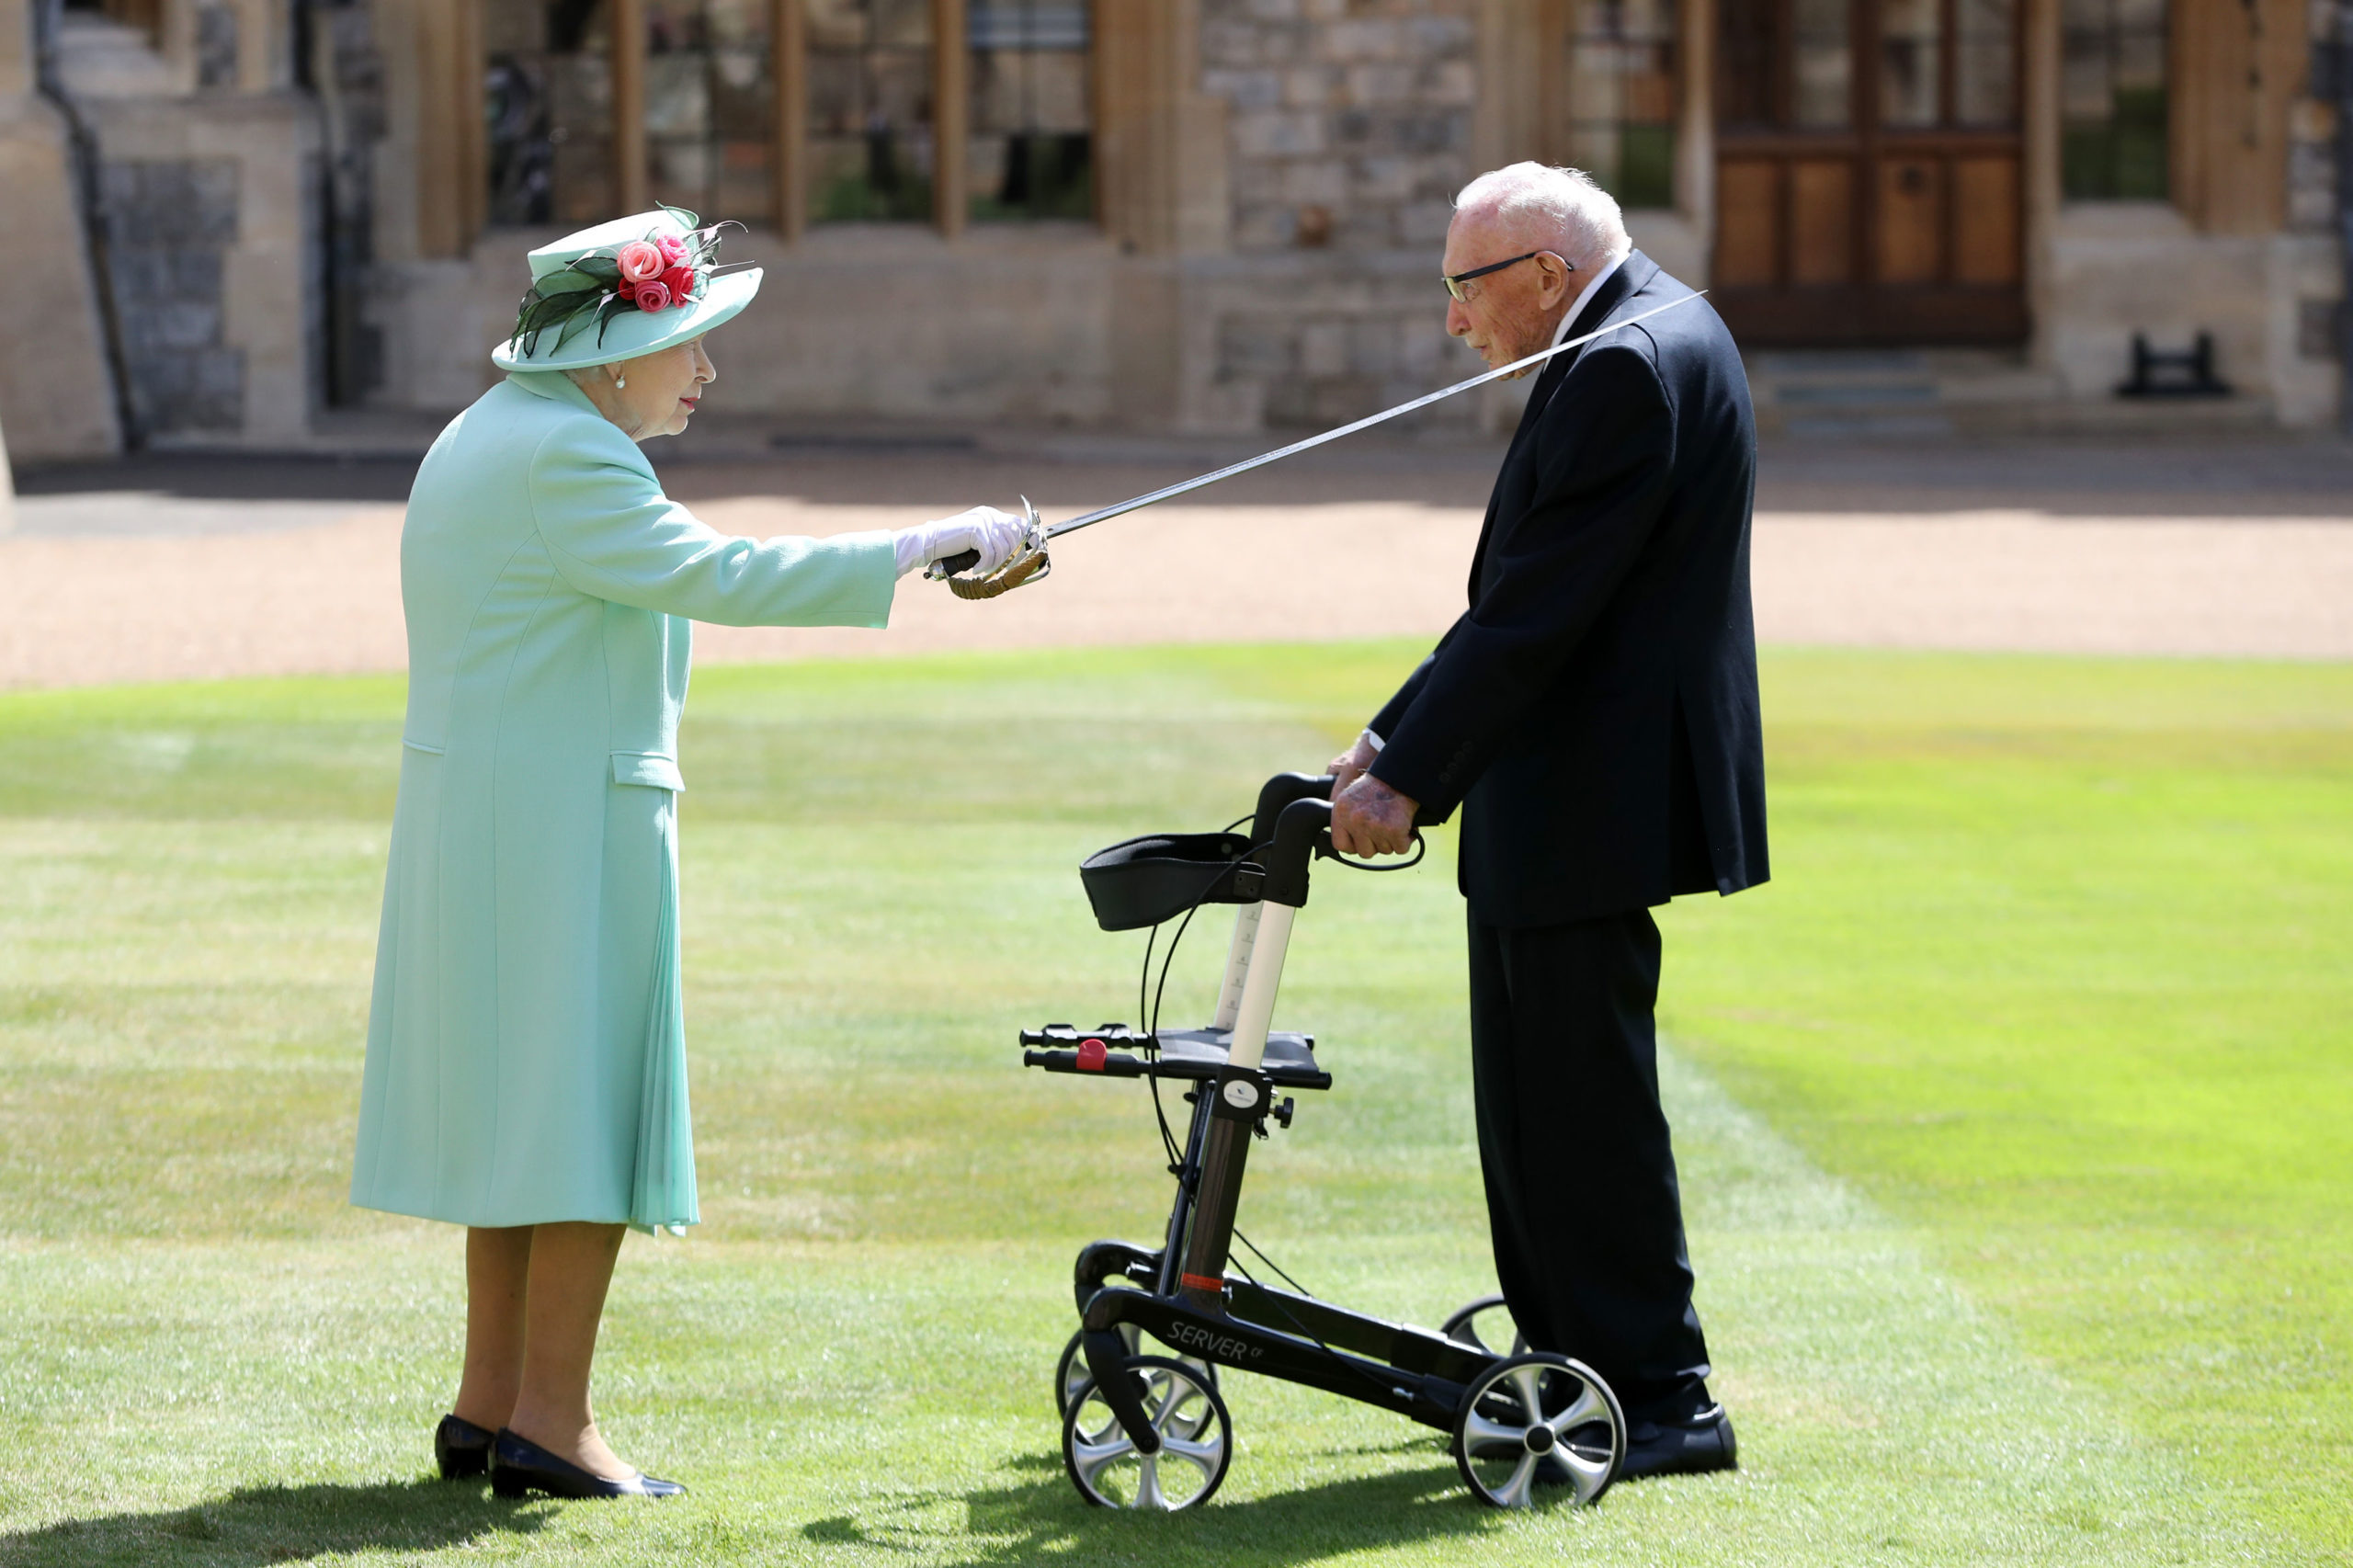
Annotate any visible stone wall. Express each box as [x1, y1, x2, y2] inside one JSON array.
[[370, 221, 1127, 425], [19, 3, 327, 448], [1200, 0, 1479, 253], [77, 88, 324, 445], [100, 156, 244, 433], [0, 105, 120, 460], [1203, 253, 1489, 429], [0, 0, 122, 459], [1195, 0, 1486, 426]]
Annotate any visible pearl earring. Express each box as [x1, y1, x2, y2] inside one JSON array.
[[615, 374, 627, 388]]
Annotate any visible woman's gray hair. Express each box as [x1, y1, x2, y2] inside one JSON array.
[[1453, 164, 1631, 269]]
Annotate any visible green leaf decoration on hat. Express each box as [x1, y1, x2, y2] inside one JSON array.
[[535, 269, 603, 298], [506, 209, 744, 361]]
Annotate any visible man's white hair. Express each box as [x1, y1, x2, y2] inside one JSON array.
[[1453, 163, 1631, 268]]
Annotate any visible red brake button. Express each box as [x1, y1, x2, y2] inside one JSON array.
[[1075, 1038, 1108, 1071]]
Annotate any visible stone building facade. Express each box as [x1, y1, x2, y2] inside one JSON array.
[[2, 0, 2348, 458], [2, 0, 320, 455]]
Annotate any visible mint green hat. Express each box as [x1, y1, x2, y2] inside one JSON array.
[[492, 207, 762, 373]]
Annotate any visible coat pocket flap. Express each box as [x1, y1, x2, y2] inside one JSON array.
[[611, 752, 686, 791]]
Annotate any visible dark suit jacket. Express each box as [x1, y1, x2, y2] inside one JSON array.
[[1368, 250, 1768, 927]]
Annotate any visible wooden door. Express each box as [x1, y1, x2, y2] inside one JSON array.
[[1712, 0, 2026, 345]]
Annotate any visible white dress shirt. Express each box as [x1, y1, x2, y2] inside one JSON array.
[[1552, 249, 1630, 349]]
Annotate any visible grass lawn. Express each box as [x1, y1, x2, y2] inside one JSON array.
[[0, 642, 2345, 1565]]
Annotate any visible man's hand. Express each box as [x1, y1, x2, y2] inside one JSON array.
[[1331, 773, 1419, 857], [1328, 730, 1381, 794]]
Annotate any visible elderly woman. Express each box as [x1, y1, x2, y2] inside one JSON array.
[[348, 211, 1026, 1500]]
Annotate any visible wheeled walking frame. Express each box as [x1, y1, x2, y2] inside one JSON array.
[[1020, 771, 1629, 1511]]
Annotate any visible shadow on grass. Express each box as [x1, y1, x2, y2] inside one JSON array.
[[0, 1480, 550, 1567], [805, 1453, 1527, 1566]]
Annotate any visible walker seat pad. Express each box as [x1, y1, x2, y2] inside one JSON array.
[[1079, 833, 1263, 931]]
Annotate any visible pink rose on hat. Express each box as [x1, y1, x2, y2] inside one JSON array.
[[616, 240, 666, 285], [501, 210, 749, 367], [614, 239, 694, 312]]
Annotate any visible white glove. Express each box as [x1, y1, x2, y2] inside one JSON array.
[[892, 506, 1028, 579]]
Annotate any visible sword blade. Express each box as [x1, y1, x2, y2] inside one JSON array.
[[1044, 290, 1706, 540]]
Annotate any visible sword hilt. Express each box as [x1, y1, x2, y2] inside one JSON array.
[[928, 497, 1051, 599]]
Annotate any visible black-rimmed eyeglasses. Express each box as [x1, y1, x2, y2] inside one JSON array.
[[1442, 250, 1572, 302]]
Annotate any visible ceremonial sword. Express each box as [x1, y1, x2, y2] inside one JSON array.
[[929, 290, 1707, 597]]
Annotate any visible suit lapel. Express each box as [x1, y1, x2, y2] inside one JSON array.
[[1497, 252, 1653, 451], [1466, 252, 1662, 597], [1541, 251, 1655, 391]]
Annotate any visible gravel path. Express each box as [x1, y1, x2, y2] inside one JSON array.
[[4, 437, 2347, 690]]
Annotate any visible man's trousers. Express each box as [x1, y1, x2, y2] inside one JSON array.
[[1465, 905, 1712, 1418]]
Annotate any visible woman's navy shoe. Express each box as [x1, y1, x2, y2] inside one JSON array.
[[489, 1427, 686, 1499], [436, 1414, 495, 1480]]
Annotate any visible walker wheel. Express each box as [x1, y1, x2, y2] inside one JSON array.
[[1063, 1356, 1233, 1510], [1452, 1352, 1624, 1509], [1054, 1326, 1216, 1420], [1439, 1293, 1528, 1357]]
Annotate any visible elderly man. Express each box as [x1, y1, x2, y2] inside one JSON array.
[[1327, 163, 1767, 1482]]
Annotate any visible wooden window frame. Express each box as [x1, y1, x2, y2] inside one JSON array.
[[1521, 0, 1711, 222], [461, 0, 1103, 242], [1542, 0, 1687, 210], [2055, 0, 2171, 203]]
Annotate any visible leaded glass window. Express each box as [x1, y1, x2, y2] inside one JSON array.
[[968, 1, 1091, 221], [644, 0, 775, 221], [2061, 0, 2167, 199], [1790, 0, 1850, 129], [486, 0, 618, 226], [807, 0, 937, 222], [1955, 0, 2018, 124], [1563, 0, 1677, 209]]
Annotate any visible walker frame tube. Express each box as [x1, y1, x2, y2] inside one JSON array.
[[1219, 905, 1292, 1074], [1040, 773, 1530, 1463], [1210, 903, 1261, 1030], [1074, 1092, 1499, 1440]]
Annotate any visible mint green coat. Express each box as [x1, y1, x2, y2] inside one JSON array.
[[350, 371, 897, 1233]]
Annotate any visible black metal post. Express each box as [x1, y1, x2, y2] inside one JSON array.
[[1175, 1112, 1251, 1310]]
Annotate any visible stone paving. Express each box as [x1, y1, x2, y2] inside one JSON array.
[[2, 433, 2348, 691]]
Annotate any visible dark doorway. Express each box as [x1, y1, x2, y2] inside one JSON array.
[[1713, 0, 2027, 344]]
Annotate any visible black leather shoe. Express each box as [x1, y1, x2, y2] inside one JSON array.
[[436, 1414, 494, 1480], [489, 1427, 686, 1499], [1618, 1403, 1737, 1482]]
